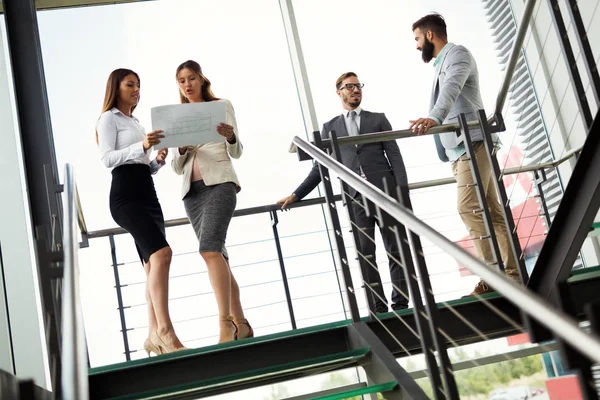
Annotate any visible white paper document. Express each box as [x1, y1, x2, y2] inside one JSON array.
[[151, 102, 226, 149]]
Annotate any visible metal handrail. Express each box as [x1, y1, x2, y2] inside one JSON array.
[[83, 145, 581, 239], [288, 120, 481, 153], [61, 164, 89, 400], [293, 135, 600, 365], [410, 144, 581, 190]]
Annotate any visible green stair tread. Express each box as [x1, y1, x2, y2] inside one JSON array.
[[89, 265, 600, 377], [313, 381, 398, 400], [592, 222, 600, 230], [106, 348, 371, 400], [89, 318, 352, 375], [568, 265, 600, 282]]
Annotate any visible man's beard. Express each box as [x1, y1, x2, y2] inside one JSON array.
[[345, 94, 361, 108], [421, 38, 435, 63]]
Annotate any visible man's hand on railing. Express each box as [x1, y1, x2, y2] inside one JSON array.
[[408, 117, 439, 135], [276, 194, 297, 210]]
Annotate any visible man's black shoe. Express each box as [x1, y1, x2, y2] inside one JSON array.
[[391, 303, 408, 311], [374, 306, 389, 314]]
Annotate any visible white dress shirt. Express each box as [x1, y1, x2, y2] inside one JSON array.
[[96, 107, 162, 174], [342, 106, 362, 135]]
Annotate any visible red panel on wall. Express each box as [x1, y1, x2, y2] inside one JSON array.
[[546, 375, 583, 400], [506, 333, 530, 346]]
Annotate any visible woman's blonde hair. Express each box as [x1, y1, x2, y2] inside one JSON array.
[[176, 60, 220, 103]]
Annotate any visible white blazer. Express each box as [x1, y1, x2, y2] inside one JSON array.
[[171, 99, 243, 199]]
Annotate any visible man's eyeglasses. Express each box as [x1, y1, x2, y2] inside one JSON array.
[[338, 83, 364, 91]]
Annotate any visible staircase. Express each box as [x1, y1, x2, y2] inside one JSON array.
[[2, 0, 600, 398]]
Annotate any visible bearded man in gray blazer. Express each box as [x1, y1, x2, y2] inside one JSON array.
[[277, 72, 410, 313], [409, 14, 520, 296]]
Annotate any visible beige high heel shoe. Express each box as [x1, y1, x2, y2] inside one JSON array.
[[150, 331, 188, 354], [219, 316, 238, 343], [143, 338, 161, 356], [233, 318, 254, 340]]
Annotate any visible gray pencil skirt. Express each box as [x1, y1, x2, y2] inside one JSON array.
[[183, 180, 237, 254]]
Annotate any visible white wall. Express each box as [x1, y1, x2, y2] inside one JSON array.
[[0, 22, 50, 389], [510, 0, 600, 265]]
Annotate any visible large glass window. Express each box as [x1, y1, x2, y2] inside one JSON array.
[[290, 0, 511, 299], [29, 4, 570, 399], [37, 0, 321, 366]]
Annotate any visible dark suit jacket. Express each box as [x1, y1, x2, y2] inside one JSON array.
[[293, 110, 409, 200]]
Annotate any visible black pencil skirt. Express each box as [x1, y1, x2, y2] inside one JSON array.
[[109, 164, 168, 264]]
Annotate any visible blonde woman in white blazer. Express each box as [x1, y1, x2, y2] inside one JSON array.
[[172, 60, 252, 343]]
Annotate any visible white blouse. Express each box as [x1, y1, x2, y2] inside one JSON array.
[[96, 107, 162, 174]]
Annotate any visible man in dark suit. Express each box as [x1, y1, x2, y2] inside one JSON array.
[[277, 72, 410, 313]]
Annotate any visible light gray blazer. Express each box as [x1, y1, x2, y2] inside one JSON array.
[[429, 43, 498, 162], [171, 99, 242, 199]]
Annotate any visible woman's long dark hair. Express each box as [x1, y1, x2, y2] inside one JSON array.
[[176, 60, 220, 103], [96, 68, 140, 143]]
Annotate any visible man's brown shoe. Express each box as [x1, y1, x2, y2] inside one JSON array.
[[505, 273, 522, 284], [463, 281, 493, 297]]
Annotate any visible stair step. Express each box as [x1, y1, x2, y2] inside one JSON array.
[[312, 381, 398, 400], [87, 268, 600, 399], [89, 318, 352, 376], [104, 348, 370, 400]]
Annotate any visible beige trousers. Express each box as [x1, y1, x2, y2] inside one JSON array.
[[451, 142, 519, 280]]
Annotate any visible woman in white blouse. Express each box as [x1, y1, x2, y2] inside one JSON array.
[[172, 60, 252, 343], [96, 68, 186, 355]]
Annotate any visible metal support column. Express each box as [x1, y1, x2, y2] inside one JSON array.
[[528, 110, 600, 298], [477, 110, 529, 282], [2, 0, 64, 390], [278, 0, 319, 136], [108, 235, 131, 360], [459, 114, 505, 274], [312, 131, 360, 322], [347, 322, 428, 400], [546, 0, 593, 129], [270, 211, 297, 329]]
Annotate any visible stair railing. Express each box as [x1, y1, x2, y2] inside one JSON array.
[[61, 164, 88, 400]]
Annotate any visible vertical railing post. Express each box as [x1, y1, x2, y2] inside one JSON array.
[[327, 131, 377, 316], [61, 164, 88, 400], [405, 225, 460, 400], [459, 114, 505, 274], [270, 211, 297, 329], [476, 110, 529, 283], [387, 184, 446, 399], [312, 130, 360, 322], [108, 235, 131, 361], [534, 169, 553, 230]]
